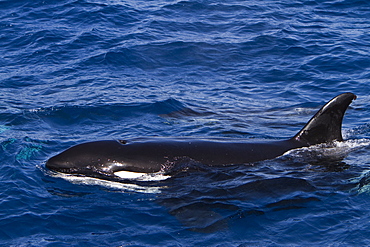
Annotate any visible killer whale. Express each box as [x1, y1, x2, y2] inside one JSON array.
[[46, 93, 356, 180]]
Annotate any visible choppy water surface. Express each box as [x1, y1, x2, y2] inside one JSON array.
[[1, 0, 370, 246]]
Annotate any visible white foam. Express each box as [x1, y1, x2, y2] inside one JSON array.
[[334, 138, 370, 149], [284, 139, 370, 159]]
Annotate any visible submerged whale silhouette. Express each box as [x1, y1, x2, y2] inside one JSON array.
[[46, 93, 356, 180]]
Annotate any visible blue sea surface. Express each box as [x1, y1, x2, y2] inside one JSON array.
[[1, 0, 370, 246]]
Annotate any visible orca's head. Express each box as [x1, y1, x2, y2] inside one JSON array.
[[46, 141, 127, 178]]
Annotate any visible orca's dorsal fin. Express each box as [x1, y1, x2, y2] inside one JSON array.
[[293, 93, 356, 146]]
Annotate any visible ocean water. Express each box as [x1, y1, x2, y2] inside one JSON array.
[[1, 0, 370, 246]]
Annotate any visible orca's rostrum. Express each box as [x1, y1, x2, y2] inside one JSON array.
[[46, 93, 356, 180]]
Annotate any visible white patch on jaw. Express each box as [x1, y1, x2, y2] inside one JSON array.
[[114, 171, 147, 179], [114, 170, 171, 181]]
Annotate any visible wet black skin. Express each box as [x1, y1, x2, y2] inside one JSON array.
[[46, 93, 356, 179]]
